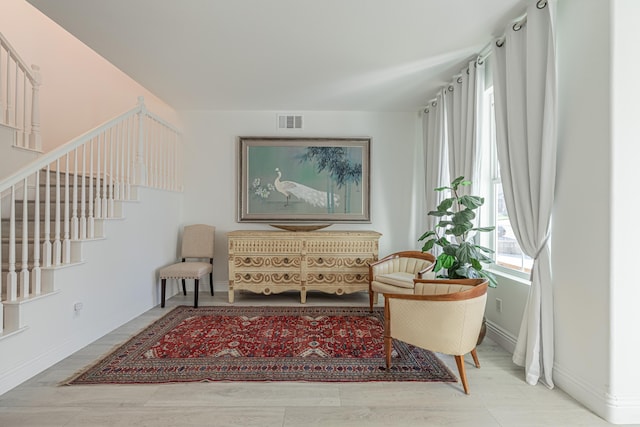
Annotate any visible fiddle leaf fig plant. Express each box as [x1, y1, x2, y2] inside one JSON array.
[[418, 176, 497, 287]]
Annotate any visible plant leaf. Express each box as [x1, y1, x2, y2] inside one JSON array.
[[436, 198, 454, 212], [459, 195, 484, 209], [436, 237, 450, 247], [451, 176, 466, 188], [421, 239, 435, 252], [456, 242, 474, 264], [453, 209, 475, 224], [450, 223, 473, 236], [418, 230, 436, 241], [480, 270, 498, 288], [474, 244, 495, 254], [442, 245, 458, 256], [437, 253, 456, 269], [427, 210, 450, 217], [472, 226, 495, 232]]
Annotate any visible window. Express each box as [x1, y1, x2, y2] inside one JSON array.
[[482, 88, 532, 277]]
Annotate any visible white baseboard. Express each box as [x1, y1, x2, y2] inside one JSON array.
[[0, 334, 86, 396], [485, 319, 517, 354]]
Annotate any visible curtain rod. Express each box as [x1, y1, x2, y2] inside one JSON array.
[[421, 0, 548, 113]]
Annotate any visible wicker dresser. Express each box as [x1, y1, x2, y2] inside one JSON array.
[[227, 230, 381, 303]]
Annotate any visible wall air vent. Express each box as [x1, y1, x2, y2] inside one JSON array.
[[277, 114, 303, 130]]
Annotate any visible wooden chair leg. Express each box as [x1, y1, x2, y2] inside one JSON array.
[[470, 348, 480, 368], [161, 278, 166, 308], [455, 355, 470, 394], [369, 290, 376, 311], [384, 336, 393, 369], [181, 279, 187, 295], [194, 279, 199, 308]]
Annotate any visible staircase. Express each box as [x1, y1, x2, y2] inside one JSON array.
[[1, 96, 183, 333], [0, 31, 185, 397]]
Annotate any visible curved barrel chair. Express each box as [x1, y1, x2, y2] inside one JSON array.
[[383, 278, 489, 394], [368, 251, 436, 311]]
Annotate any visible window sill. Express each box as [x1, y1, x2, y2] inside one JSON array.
[[487, 267, 531, 286]]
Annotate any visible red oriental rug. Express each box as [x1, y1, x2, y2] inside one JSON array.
[[64, 305, 457, 385]]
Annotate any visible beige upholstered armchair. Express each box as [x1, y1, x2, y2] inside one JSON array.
[[383, 278, 489, 394], [368, 251, 436, 311], [159, 224, 215, 308]]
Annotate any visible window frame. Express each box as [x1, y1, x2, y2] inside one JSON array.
[[480, 86, 532, 281]]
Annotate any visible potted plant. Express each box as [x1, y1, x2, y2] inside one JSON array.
[[418, 176, 496, 344], [418, 176, 497, 286]]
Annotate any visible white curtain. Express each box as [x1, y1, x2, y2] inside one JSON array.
[[423, 89, 449, 231], [492, 1, 557, 388], [445, 59, 485, 194]]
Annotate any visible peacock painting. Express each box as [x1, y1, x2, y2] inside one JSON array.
[[240, 137, 370, 222]]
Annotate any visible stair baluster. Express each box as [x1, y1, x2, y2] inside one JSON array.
[[42, 164, 51, 267], [7, 186, 17, 301], [102, 133, 108, 218], [53, 159, 61, 266], [63, 154, 70, 264], [19, 178, 28, 297], [80, 145, 86, 240], [32, 170, 41, 295], [108, 127, 114, 217], [88, 138, 95, 238], [71, 148, 78, 241]]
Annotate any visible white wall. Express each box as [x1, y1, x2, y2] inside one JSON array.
[[610, 0, 640, 423], [554, 0, 611, 406], [0, 0, 180, 152], [0, 187, 182, 395], [180, 110, 423, 287], [553, 0, 640, 423]]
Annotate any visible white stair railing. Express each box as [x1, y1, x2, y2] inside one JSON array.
[[0, 97, 182, 334], [0, 32, 41, 151]]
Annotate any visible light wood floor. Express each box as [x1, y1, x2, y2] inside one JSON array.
[[0, 290, 615, 426]]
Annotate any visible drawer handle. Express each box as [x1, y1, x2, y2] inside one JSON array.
[[283, 257, 289, 264], [284, 274, 290, 280], [356, 257, 362, 264], [244, 257, 251, 263], [356, 274, 362, 280], [244, 273, 250, 280], [318, 274, 324, 280], [318, 257, 323, 264]]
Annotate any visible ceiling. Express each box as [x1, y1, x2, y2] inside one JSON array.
[[26, 0, 525, 112]]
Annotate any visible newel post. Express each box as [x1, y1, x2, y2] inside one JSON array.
[[134, 96, 147, 186], [28, 64, 42, 151]]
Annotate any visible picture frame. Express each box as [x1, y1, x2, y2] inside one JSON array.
[[237, 136, 371, 223]]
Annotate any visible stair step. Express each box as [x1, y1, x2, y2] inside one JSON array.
[[9, 200, 97, 217]]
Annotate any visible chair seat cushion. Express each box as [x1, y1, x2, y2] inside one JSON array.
[[159, 262, 212, 280], [375, 272, 416, 289]]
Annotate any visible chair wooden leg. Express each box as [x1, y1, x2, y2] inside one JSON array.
[[161, 278, 166, 308], [194, 279, 199, 308], [455, 355, 470, 394], [369, 290, 376, 311], [209, 272, 214, 295], [471, 348, 480, 368], [181, 279, 187, 295], [384, 336, 392, 369]]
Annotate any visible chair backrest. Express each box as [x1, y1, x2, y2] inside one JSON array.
[[373, 251, 435, 276], [414, 280, 479, 295], [181, 224, 215, 259], [385, 279, 488, 356]]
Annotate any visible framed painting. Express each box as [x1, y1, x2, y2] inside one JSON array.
[[237, 136, 371, 223]]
